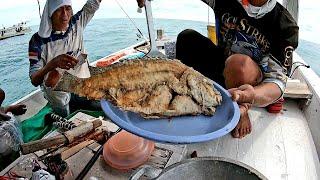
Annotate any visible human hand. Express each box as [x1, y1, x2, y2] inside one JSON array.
[[6, 104, 27, 116], [137, 0, 145, 8], [49, 54, 78, 70], [231, 102, 252, 138], [45, 69, 61, 88], [228, 84, 255, 104]]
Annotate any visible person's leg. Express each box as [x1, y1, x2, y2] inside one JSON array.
[[223, 54, 263, 138], [223, 54, 263, 89], [50, 104, 70, 118], [0, 88, 5, 106], [176, 29, 226, 86], [42, 86, 71, 118]]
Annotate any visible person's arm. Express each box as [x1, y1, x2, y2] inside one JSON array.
[[30, 61, 54, 87], [29, 34, 79, 87], [253, 83, 281, 107], [77, 0, 101, 28], [137, 0, 145, 8], [278, 9, 299, 75], [230, 10, 299, 107], [228, 82, 281, 108], [0, 88, 5, 106], [251, 10, 299, 106], [29, 34, 46, 87], [229, 57, 286, 107], [3, 104, 27, 116]]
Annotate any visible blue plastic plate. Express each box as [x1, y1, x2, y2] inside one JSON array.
[[101, 82, 240, 144]]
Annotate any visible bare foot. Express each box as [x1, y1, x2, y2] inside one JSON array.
[[232, 103, 252, 138]]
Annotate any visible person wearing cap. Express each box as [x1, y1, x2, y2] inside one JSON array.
[[28, 0, 102, 117], [136, 0, 298, 138]]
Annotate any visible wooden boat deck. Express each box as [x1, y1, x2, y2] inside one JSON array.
[[187, 99, 320, 180], [11, 98, 319, 179], [6, 49, 320, 179], [57, 99, 320, 179], [7, 85, 320, 179]]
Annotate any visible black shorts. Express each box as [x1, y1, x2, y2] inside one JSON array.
[[176, 29, 226, 87]]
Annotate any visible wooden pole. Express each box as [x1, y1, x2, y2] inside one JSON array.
[[20, 120, 102, 154]]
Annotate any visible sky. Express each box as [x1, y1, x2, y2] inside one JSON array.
[[0, 0, 319, 43]]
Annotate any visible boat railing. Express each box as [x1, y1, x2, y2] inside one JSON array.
[[291, 52, 320, 157]]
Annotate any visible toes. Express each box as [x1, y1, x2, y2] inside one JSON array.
[[239, 128, 243, 138], [239, 127, 245, 138], [247, 127, 252, 134], [232, 127, 240, 138]]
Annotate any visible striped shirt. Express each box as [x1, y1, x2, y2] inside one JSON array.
[[29, 0, 100, 78]]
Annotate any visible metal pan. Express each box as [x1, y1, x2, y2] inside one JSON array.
[[130, 157, 267, 180]]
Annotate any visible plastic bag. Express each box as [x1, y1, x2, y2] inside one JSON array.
[[0, 112, 23, 156]]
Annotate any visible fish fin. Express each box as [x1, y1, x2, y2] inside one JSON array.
[[89, 65, 107, 76], [54, 71, 82, 93]]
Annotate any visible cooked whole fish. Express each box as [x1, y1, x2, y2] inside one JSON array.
[[55, 58, 222, 118]]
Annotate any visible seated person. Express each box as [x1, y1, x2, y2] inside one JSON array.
[[137, 0, 299, 138], [0, 88, 26, 168], [0, 88, 27, 121], [29, 0, 103, 117]]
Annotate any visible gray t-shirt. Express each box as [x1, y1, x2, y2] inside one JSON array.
[[28, 0, 100, 106]]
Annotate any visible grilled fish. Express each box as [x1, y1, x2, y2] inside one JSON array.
[[55, 58, 222, 118]]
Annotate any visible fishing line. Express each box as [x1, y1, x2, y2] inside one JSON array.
[[289, 62, 310, 78], [37, 0, 42, 19], [113, 0, 148, 41]]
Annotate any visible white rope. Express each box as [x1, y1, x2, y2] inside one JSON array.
[[37, 0, 42, 19]]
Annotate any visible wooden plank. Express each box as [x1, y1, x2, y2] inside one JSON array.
[[61, 140, 95, 160], [284, 80, 313, 99]]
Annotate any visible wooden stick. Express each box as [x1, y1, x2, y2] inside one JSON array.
[[20, 120, 102, 155], [61, 140, 95, 160]]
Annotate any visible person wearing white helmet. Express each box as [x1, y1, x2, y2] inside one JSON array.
[[28, 0, 102, 117]]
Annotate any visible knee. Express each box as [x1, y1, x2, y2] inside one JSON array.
[[223, 54, 262, 88], [177, 29, 198, 43]]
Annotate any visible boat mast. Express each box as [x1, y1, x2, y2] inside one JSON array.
[[282, 0, 299, 22], [143, 0, 165, 57]]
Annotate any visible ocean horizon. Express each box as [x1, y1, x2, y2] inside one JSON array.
[[0, 18, 319, 105]]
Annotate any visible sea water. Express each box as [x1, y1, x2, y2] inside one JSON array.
[[0, 18, 319, 105]]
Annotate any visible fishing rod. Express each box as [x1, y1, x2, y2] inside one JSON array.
[[114, 0, 148, 41]]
